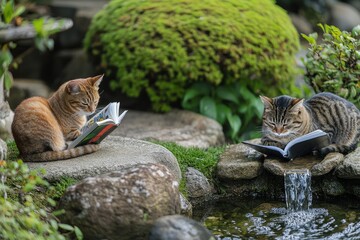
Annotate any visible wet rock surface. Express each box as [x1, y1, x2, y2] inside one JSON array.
[[149, 215, 214, 240], [264, 152, 344, 177]]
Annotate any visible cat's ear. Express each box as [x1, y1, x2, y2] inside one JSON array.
[[66, 81, 81, 95], [290, 98, 304, 109], [260, 96, 273, 108], [90, 74, 103, 89]]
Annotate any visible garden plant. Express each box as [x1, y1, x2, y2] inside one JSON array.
[[302, 24, 360, 108]]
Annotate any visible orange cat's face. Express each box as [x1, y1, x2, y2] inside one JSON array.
[[65, 75, 103, 115]]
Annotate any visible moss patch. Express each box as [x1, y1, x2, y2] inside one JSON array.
[[154, 141, 225, 195]]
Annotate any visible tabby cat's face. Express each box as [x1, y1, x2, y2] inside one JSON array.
[[65, 75, 103, 115], [261, 95, 307, 139]]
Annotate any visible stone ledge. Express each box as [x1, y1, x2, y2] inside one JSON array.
[[335, 148, 360, 179], [217, 139, 360, 179], [26, 136, 181, 182], [216, 140, 264, 180]]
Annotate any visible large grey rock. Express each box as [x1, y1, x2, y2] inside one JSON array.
[[216, 140, 263, 180], [328, 1, 360, 31], [114, 109, 225, 149], [26, 136, 181, 182], [149, 215, 214, 240], [335, 147, 360, 179], [58, 163, 181, 240]]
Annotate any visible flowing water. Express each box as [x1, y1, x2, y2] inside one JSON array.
[[195, 169, 360, 239], [284, 169, 312, 212]]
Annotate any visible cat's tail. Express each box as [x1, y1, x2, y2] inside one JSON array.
[[22, 144, 100, 162]]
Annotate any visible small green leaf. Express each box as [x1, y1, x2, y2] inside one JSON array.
[[200, 96, 217, 120], [183, 88, 202, 104], [216, 86, 239, 104], [238, 86, 256, 101], [32, 18, 45, 34], [3, 2, 14, 24], [301, 33, 316, 45], [4, 70, 13, 91], [58, 223, 74, 231], [13, 5, 25, 18], [52, 209, 66, 216], [50, 219, 58, 230], [226, 114, 241, 139], [74, 226, 84, 240], [216, 103, 231, 124]]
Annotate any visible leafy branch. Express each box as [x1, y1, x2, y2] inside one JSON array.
[[302, 24, 360, 107]]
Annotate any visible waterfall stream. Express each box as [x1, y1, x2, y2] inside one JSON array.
[[284, 169, 312, 212]]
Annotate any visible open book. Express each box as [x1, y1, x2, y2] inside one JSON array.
[[242, 130, 331, 160], [68, 102, 128, 149]]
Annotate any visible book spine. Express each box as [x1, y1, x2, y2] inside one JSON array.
[[88, 124, 118, 144]]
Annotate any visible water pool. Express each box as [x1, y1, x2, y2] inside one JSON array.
[[194, 198, 360, 239]]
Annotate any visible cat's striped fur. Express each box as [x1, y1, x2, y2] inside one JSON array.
[[11, 75, 103, 161], [260, 92, 360, 155]]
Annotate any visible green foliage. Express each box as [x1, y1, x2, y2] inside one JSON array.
[[1, 142, 82, 239], [85, 0, 300, 112], [182, 82, 263, 141], [0, 0, 25, 25], [6, 140, 19, 161], [153, 141, 225, 196], [0, 160, 82, 239], [302, 24, 360, 107], [0, 0, 60, 94], [49, 177, 77, 200]]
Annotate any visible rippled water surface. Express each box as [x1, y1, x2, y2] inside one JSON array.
[[195, 199, 360, 239]]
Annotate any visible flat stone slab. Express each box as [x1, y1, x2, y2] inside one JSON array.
[[218, 138, 348, 178], [114, 109, 225, 149], [26, 136, 181, 182], [264, 156, 321, 176], [264, 152, 344, 176], [217, 140, 264, 180]]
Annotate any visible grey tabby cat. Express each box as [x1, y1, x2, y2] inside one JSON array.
[[260, 92, 360, 156]]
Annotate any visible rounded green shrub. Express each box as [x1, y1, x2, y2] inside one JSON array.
[[85, 0, 300, 112]]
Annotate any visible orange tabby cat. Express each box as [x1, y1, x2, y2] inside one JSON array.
[[11, 75, 103, 161]]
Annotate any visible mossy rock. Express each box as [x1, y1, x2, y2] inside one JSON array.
[[85, 0, 300, 112]]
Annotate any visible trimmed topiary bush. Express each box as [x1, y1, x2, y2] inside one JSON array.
[[85, 0, 300, 112]]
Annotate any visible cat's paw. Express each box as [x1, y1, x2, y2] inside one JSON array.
[[318, 145, 337, 157], [67, 129, 82, 141]]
